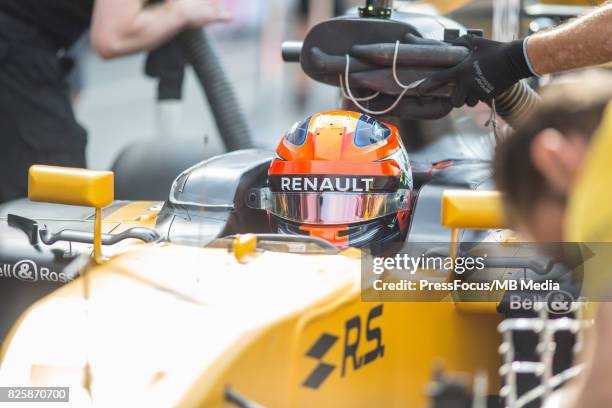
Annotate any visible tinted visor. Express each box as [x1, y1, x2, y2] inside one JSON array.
[[269, 190, 409, 225], [354, 114, 392, 147]]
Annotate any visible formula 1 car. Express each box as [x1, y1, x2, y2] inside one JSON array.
[[0, 0, 507, 339], [0, 158, 584, 408], [0, 1, 587, 407], [0, 161, 511, 408]]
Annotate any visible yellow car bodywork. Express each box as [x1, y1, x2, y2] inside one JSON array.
[[0, 168, 506, 407], [0, 242, 502, 407]]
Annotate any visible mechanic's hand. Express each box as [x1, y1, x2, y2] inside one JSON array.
[[416, 35, 535, 107], [174, 0, 231, 28]]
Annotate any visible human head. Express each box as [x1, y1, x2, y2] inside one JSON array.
[[266, 111, 412, 249], [494, 71, 612, 241]]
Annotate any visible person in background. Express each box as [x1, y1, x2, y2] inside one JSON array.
[[0, 0, 229, 203], [494, 70, 612, 408], [65, 33, 91, 105], [493, 71, 612, 242], [289, 0, 348, 109]]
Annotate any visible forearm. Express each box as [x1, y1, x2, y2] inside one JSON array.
[[527, 3, 612, 75], [91, 0, 189, 59]]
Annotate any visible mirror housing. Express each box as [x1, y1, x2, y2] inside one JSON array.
[[441, 190, 506, 230], [441, 189, 508, 314], [28, 165, 114, 263], [29, 165, 114, 208]]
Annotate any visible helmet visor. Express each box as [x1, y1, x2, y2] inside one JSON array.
[[268, 190, 409, 225]]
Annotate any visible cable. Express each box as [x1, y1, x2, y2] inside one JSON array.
[[338, 74, 380, 101], [343, 54, 407, 115], [391, 41, 410, 88], [485, 98, 502, 142], [342, 41, 427, 116]]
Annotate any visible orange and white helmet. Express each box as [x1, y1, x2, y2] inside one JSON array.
[[263, 110, 412, 249]]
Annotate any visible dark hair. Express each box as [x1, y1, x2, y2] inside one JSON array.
[[494, 70, 612, 224]]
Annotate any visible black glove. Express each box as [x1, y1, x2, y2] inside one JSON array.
[[416, 35, 535, 107]]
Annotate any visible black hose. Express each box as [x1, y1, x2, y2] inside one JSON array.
[[178, 29, 254, 151]]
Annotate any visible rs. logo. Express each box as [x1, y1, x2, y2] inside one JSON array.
[[342, 304, 384, 376], [302, 304, 385, 389], [302, 333, 339, 389]]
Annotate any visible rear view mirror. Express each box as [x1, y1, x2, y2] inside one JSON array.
[[441, 190, 506, 231], [441, 189, 508, 314], [29, 165, 113, 208], [28, 165, 114, 263]]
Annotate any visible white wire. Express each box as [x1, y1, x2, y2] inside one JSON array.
[[342, 44, 405, 115], [342, 41, 428, 116], [338, 74, 379, 101], [391, 40, 410, 89], [485, 98, 502, 142], [343, 56, 409, 115]]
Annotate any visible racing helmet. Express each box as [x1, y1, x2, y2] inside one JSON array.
[[265, 110, 412, 249]]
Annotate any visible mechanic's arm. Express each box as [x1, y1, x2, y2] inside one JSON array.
[[91, 0, 229, 59], [528, 3, 612, 75], [417, 2, 612, 107]]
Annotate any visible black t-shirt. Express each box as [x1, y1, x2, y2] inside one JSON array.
[[0, 0, 94, 49]]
